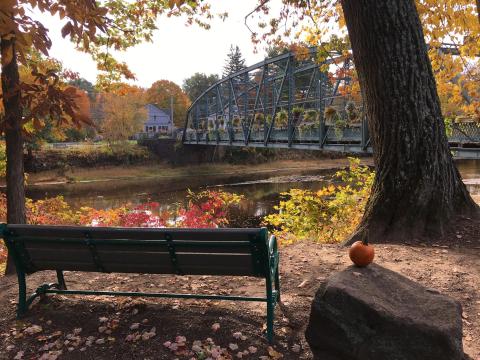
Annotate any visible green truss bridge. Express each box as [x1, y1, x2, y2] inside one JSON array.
[[182, 48, 480, 159]]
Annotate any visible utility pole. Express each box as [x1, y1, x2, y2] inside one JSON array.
[[170, 96, 174, 136]]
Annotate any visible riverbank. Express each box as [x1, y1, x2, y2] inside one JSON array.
[[24, 143, 154, 174], [23, 158, 371, 188]]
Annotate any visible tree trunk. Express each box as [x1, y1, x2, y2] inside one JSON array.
[[477, 0, 480, 23], [1, 35, 26, 274], [340, 0, 478, 244]]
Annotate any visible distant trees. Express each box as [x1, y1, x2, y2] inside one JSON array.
[[223, 45, 246, 77], [0, 54, 92, 151], [69, 78, 96, 100], [146, 80, 191, 128], [64, 78, 98, 141], [182, 73, 219, 102], [24, 87, 91, 150], [102, 85, 146, 143], [265, 45, 290, 58]]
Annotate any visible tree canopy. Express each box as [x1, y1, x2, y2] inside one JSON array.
[[146, 80, 191, 128], [102, 84, 146, 143], [223, 45, 246, 77], [248, 0, 479, 121], [182, 72, 219, 102], [0, 0, 214, 274]]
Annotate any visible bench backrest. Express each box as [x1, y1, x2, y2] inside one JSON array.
[[1, 225, 270, 277]]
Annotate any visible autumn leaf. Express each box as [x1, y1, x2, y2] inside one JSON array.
[[267, 346, 283, 359], [61, 22, 73, 38]]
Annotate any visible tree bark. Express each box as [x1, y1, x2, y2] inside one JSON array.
[[1, 34, 26, 274], [340, 0, 479, 244], [477, 0, 480, 24]]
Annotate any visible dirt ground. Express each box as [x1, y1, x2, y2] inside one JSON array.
[[0, 237, 479, 360]]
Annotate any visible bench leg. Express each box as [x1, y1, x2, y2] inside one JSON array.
[[266, 274, 276, 344], [56, 270, 67, 290], [274, 267, 280, 303], [16, 269, 27, 318], [266, 298, 274, 344]]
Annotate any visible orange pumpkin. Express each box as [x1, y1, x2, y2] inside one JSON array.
[[349, 241, 375, 267]]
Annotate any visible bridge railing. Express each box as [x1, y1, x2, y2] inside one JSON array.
[[182, 49, 480, 156]]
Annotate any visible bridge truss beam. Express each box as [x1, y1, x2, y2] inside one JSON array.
[[182, 49, 480, 160]]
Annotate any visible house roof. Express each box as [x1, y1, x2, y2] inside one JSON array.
[[148, 103, 171, 115], [145, 104, 172, 126]]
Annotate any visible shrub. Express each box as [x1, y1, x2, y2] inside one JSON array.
[[264, 157, 374, 245], [0, 190, 244, 271]]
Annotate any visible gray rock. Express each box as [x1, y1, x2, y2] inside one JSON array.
[[305, 264, 464, 360]]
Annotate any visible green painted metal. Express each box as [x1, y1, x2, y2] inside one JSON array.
[[42, 289, 268, 302], [85, 237, 106, 272], [165, 232, 183, 275], [1, 223, 280, 343], [182, 46, 480, 158], [1, 224, 28, 317], [10, 237, 254, 246], [56, 270, 67, 290]]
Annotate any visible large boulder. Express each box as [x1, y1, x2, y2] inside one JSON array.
[[305, 264, 464, 360]]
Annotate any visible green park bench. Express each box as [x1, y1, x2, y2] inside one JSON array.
[[1, 224, 280, 342]]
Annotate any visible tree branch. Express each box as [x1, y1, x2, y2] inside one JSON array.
[[244, 0, 271, 34]]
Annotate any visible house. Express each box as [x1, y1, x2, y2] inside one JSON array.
[[143, 104, 173, 135]]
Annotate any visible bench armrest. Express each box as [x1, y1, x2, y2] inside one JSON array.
[[268, 234, 278, 257], [268, 234, 279, 274]]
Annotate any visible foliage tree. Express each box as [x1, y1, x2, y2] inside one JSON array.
[[252, 0, 479, 120], [0, 0, 211, 274], [1, 45, 90, 276], [265, 45, 290, 58], [65, 78, 102, 141], [341, 0, 478, 243], [69, 78, 96, 100], [0, 53, 91, 150], [102, 84, 146, 144], [265, 158, 374, 244], [146, 80, 191, 128], [182, 72, 219, 101], [223, 45, 246, 77], [251, 0, 479, 243]]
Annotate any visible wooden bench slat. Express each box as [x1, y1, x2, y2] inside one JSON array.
[[27, 250, 257, 276], [32, 260, 256, 276], [33, 261, 98, 272], [25, 247, 93, 262], [99, 262, 255, 276], [24, 240, 253, 254], [7, 225, 265, 242]]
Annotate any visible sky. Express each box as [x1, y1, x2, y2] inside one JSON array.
[[36, 1, 271, 89]]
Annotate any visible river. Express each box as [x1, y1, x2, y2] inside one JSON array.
[[26, 159, 480, 226]]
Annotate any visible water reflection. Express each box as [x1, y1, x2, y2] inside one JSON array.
[[456, 159, 480, 179], [26, 160, 480, 221]]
